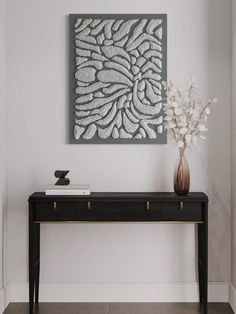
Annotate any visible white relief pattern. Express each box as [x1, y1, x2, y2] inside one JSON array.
[[72, 17, 165, 141]]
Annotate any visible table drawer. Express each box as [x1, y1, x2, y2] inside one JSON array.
[[76, 201, 163, 221], [144, 201, 163, 220], [162, 201, 202, 221], [35, 201, 77, 221], [77, 201, 146, 221]]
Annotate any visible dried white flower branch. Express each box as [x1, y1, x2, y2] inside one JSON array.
[[162, 77, 218, 153]]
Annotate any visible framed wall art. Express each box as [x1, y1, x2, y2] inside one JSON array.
[[69, 14, 167, 144]]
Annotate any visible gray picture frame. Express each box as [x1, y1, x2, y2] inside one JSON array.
[[69, 14, 167, 144]]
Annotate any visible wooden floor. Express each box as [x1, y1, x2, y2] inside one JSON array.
[[4, 303, 234, 314]]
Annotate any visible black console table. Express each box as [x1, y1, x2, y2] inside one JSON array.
[[28, 192, 208, 314]]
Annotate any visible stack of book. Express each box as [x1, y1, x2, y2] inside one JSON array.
[[45, 184, 90, 195]]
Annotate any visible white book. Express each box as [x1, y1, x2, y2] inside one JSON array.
[[45, 184, 90, 195]]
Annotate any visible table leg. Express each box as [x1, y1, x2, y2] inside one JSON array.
[[198, 203, 208, 314], [35, 223, 40, 304], [29, 202, 35, 314], [198, 223, 203, 304]]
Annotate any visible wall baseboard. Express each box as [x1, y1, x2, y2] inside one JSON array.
[[5, 281, 229, 304], [0, 288, 5, 314], [229, 284, 236, 313]]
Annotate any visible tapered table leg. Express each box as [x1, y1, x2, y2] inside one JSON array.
[[198, 223, 203, 304], [198, 202, 208, 314], [29, 202, 35, 314], [35, 223, 40, 304]]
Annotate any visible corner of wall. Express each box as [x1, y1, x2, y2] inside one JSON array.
[[0, 0, 8, 311], [229, 283, 236, 313], [231, 0, 236, 313], [0, 287, 6, 314]]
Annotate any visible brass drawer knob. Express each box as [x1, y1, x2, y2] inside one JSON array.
[[87, 201, 91, 210], [179, 201, 184, 209], [146, 201, 150, 210], [53, 202, 57, 210]]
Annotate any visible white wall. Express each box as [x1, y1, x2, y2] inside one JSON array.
[[6, 0, 232, 302], [0, 0, 7, 311]]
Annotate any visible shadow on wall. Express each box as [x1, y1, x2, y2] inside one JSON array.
[[206, 0, 231, 282]]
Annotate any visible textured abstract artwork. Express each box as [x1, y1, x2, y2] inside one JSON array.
[[69, 14, 167, 144]]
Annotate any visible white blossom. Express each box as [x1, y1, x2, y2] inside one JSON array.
[[185, 134, 192, 143], [172, 102, 179, 108], [163, 78, 217, 152], [178, 141, 184, 148], [174, 108, 182, 115], [199, 125, 208, 132], [166, 109, 174, 116], [169, 122, 176, 129], [162, 81, 167, 89], [179, 127, 188, 135]]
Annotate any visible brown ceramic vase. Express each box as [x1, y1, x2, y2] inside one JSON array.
[[173, 151, 190, 195]]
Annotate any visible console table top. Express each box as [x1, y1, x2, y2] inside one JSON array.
[[29, 192, 208, 202]]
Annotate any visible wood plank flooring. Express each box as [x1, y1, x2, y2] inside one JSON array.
[[4, 303, 234, 314]]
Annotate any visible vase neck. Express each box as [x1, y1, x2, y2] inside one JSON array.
[[179, 147, 186, 157]]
